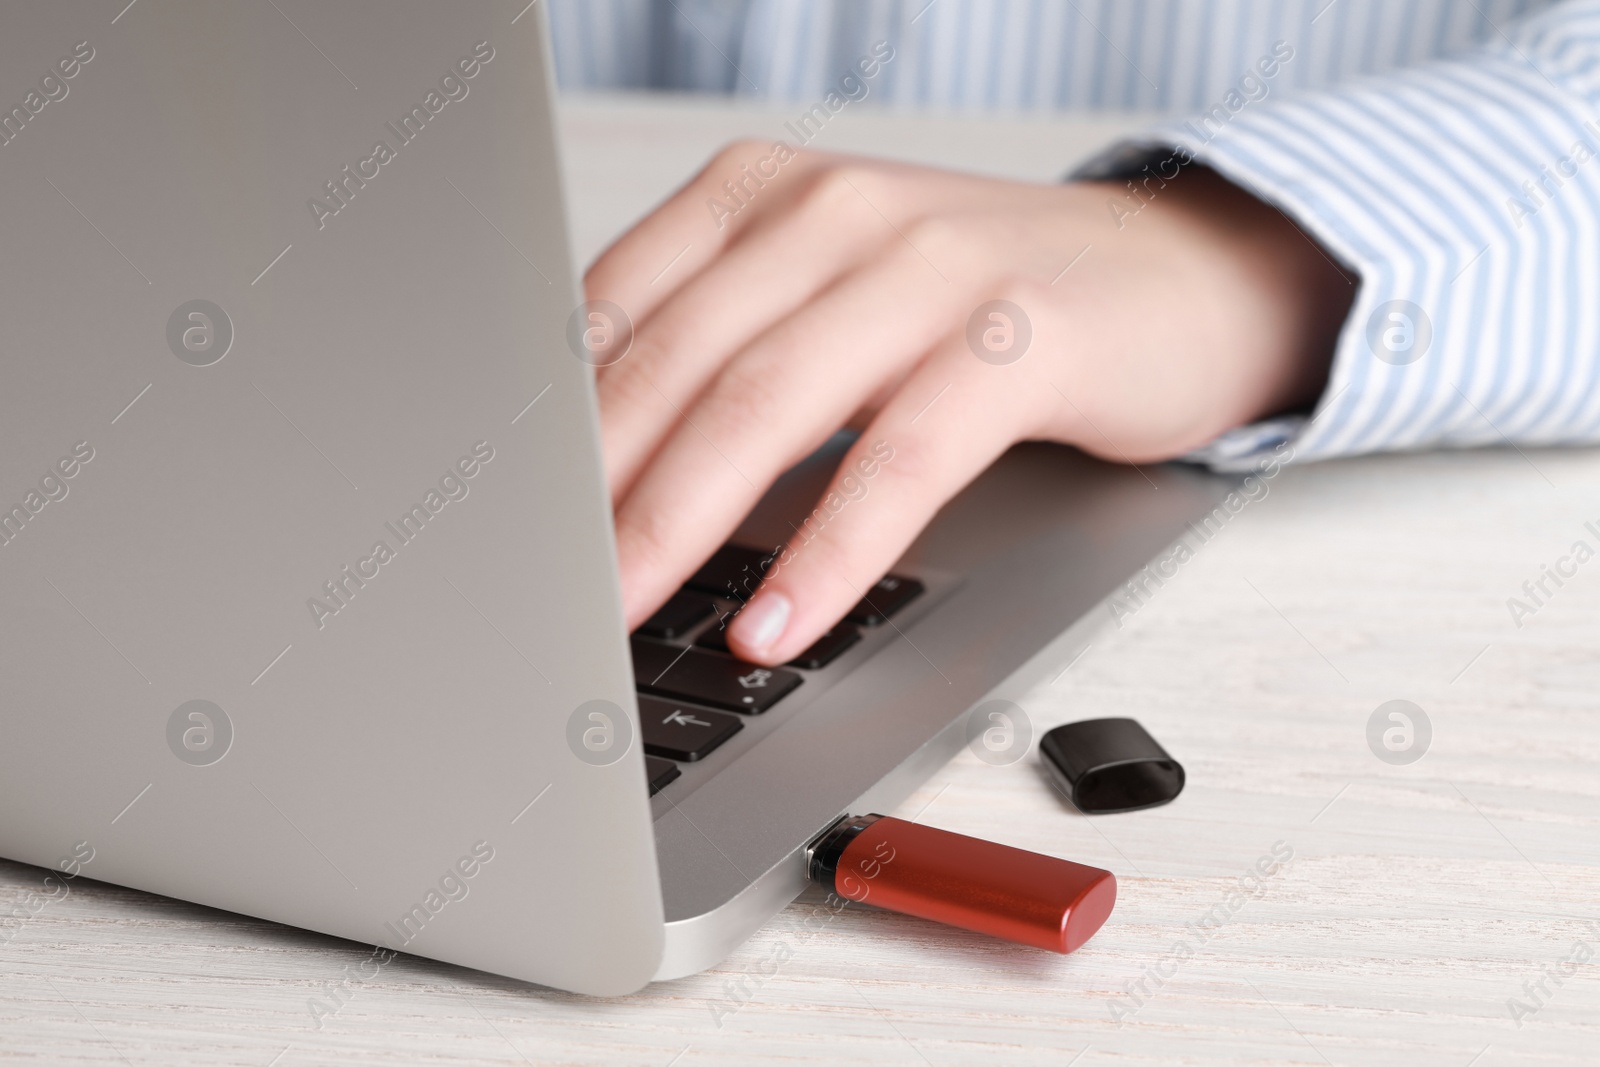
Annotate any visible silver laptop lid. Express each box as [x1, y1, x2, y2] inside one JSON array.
[[0, 1, 663, 994]]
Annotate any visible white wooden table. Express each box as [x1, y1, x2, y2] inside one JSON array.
[[4, 95, 1597, 1067]]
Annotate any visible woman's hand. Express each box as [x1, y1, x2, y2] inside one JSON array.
[[586, 143, 1352, 665]]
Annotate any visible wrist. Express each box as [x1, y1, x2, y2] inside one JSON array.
[[1158, 165, 1353, 418]]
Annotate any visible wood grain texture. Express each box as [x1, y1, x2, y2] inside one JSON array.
[[3, 97, 1597, 1067]]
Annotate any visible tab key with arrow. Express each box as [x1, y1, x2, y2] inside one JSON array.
[[638, 696, 744, 762]]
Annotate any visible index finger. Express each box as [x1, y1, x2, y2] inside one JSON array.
[[727, 326, 1058, 665]]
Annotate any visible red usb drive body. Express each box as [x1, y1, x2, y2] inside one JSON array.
[[808, 814, 1116, 953]]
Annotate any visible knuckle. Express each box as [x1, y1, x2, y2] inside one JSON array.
[[595, 359, 657, 414], [793, 527, 855, 587], [722, 137, 770, 163], [868, 432, 932, 486], [614, 504, 676, 574], [628, 314, 682, 366], [991, 275, 1050, 311], [796, 164, 878, 219], [702, 139, 771, 186], [701, 359, 787, 442], [785, 493, 850, 555], [606, 304, 699, 386], [901, 216, 965, 261]]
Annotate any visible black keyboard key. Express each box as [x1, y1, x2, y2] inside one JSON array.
[[646, 755, 680, 795], [787, 625, 862, 669], [699, 618, 860, 669], [846, 575, 924, 626], [636, 590, 717, 640], [631, 637, 802, 714], [684, 544, 774, 602], [638, 696, 743, 761], [695, 624, 732, 654]]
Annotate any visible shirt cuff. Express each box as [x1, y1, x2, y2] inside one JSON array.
[[1073, 15, 1600, 473]]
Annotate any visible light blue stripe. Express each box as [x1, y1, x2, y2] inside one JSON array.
[[547, 0, 1562, 108], [1297, 86, 1497, 451], [1339, 75, 1523, 449], [1437, 58, 1594, 439], [1334, 73, 1525, 450], [1426, 60, 1569, 441]]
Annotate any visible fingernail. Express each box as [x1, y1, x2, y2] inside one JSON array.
[[731, 591, 791, 654]]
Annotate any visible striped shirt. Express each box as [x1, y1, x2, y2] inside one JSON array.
[[549, 0, 1600, 470]]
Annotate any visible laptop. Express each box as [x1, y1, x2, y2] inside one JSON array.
[[0, 1, 1232, 994]]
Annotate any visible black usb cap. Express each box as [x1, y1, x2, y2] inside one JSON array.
[[1039, 717, 1184, 814]]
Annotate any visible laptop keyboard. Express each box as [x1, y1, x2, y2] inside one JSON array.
[[632, 543, 924, 795], [645, 755, 681, 794], [632, 637, 804, 713], [634, 590, 716, 639], [636, 696, 743, 761]]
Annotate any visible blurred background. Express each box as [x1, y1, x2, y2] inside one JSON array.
[[545, 0, 1548, 114]]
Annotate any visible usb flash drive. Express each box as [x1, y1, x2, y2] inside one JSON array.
[[807, 814, 1116, 954]]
